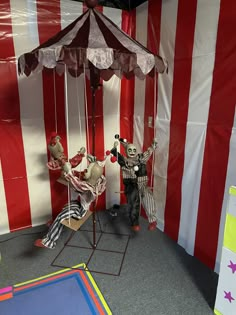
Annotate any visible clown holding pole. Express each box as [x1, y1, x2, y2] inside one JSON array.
[[111, 135, 158, 232]]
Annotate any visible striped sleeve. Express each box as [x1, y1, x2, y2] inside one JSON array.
[[140, 145, 155, 163], [64, 172, 89, 193]]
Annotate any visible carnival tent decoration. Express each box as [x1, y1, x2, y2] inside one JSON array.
[[18, 0, 167, 151], [18, 0, 166, 80], [17, 0, 167, 246]]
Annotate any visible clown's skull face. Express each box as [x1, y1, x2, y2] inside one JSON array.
[[126, 144, 137, 158]]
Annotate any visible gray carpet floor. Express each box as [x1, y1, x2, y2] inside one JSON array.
[[0, 206, 218, 315]]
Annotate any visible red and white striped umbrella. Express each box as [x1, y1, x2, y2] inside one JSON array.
[[18, 0, 167, 80]]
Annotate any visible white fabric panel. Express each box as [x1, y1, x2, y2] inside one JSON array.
[[60, 0, 83, 29], [103, 7, 122, 209], [10, 0, 38, 57], [178, 0, 220, 253], [26, 0, 40, 44], [65, 73, 88, 171], [103, 7, 122, 26], [153, 119, 170, 231], [61, 1, 87, 171], [134, 2, 148, 152], [0, 161, 10, 234], [178, 125, 207, 251], [133, 78, 146, 152], [215, 110, 236, 272], [11, 0, 52, 226], [103, 76, 121, 208], [154, 0, 178, 230]]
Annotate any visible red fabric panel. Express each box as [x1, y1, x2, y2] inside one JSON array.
[[194, 0, 236, 269], [120, 10, 136, 204], [140, 0, 161, 218], [164, 1, 197, 239], [83, 4, 105, 210], [0, 1, 31, 231], [143, 0, 161, 181], [36, 0, 68, 218]]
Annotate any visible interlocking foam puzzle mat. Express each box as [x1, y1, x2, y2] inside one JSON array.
[[0, 264, 112, 315]]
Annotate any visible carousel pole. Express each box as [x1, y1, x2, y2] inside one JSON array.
[[89, 62, 100, 249], [85, 0, 100, 249], [91, 87, 96, 249]]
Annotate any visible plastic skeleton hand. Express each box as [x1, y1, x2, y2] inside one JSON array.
[[78, 147, 86, 154], [55, 135, 61, 142], [152, 138, 158, 149], [113, 141, 119, 148], [87, 154, 97, 163], [62, 161, 72, 175]]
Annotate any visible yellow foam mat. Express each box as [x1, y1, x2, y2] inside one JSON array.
[[223, 213, 236, 253]]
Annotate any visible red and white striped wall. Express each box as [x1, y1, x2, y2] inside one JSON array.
[[0, 0, 236, 273]]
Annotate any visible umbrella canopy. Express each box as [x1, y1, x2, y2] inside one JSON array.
[[18, 1, 167, 81]]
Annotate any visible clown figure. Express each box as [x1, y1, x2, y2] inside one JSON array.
[[48, 132, 66, 162], [111, 137, 158, 231], [47, 132, 86, 173], [34, 158, 106, 249]]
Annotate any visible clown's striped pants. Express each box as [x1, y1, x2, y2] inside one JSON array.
[[124, 178, 157, 226], [138, 180, 157, 223], [42, 200, 86, 249]]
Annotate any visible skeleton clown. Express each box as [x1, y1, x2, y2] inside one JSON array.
[[111, 135, 158, 231]]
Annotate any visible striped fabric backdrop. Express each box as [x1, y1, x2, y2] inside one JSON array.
[[0, 0, 236, 273]]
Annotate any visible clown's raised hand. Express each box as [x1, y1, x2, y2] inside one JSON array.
[[152, 138, 158, 149], [113, 141, 119, 148], [78, 147, 86, 155]]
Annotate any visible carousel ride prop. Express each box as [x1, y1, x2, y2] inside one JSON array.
[[18, 0, 167, 273]]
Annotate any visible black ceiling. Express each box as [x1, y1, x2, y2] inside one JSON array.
[[72, 0, 148, 11]]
